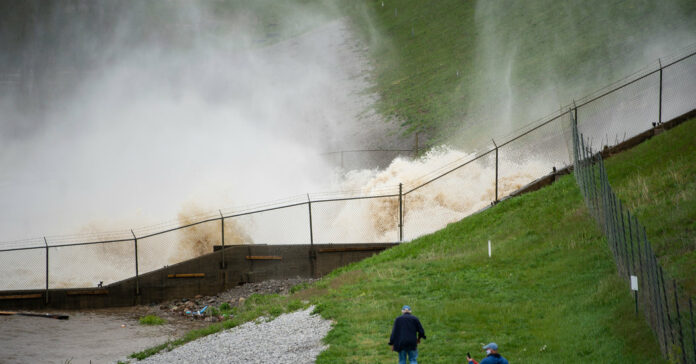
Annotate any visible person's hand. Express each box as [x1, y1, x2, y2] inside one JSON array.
[[417, 338, 421, 344], [390, 345, 394, 352]]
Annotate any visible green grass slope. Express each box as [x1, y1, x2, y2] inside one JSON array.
[[310, 174, 662, 363], [606, 117, 696, 295]]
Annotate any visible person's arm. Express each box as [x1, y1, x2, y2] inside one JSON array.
[[416, 318, 426, 340], [388, 319, 397, 350]]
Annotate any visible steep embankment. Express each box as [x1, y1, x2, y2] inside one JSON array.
[[306, 119, 696, 363], [310, 177, 663, 363], [606, 117, 696, 295]]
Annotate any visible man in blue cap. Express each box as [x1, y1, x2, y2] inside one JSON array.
[[389, 305, 426, 364], [468, 342, 509, 364]]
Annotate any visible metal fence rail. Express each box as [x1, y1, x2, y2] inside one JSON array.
[[570, 107, 695, 362], [1, 46, 695, 303]]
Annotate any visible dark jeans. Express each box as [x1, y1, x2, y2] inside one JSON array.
[[398, 349, 418, 364]]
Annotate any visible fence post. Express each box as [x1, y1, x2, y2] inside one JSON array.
[[627, 211, 635, 277], [613, 193, 622, 264], [580, 135, 589, 202], [619, 200, 629, 277], [307, 194, 314, 247], [642, 231, 656, 342], [571, 108, 579, 183], [655, 249, 669, 355], [592, 154, 601, 216], [604, 163, 618, 259], [588, 151, 594, 212], [131, 230, 139, 296], [492, 139, 499, 204], [307, 194, 316, 278], [573, 106, 578, 130], [44, 237, 49, 304], [659, 59, 663, 125], [219, 210, 225, 269], [586, 150, 593, 212], [589, 149, 597, 215], [582, 136, 589, 199], [634, 216, 644, 313], [673, 280, 686, 364], [627, 213, 638, 314], [599, 161, 610, 246], [611, 195, 621, 272], [399, 183, 403, 241], [660, 266, 676, 348], [645, 236, 664, 353], [689, 297, 695, 362]]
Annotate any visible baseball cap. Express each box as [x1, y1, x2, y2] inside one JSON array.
[[401, 305, 411, 311], [483, 342, 498, 350]]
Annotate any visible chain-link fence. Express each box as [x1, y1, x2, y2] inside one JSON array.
[[570, 110, 695, 363], [1, 47, 694, 300]]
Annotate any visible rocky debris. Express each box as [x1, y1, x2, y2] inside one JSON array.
[[151, 278, 317, 323]]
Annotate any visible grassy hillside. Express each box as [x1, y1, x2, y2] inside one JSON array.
[[606, 117, 696, 295], [308, 176, 661, 363]]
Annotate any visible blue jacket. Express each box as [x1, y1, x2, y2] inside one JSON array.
[[480, 353, 509, 364], [389, 313, 426, 352]]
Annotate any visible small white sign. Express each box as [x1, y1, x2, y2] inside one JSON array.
[[488, 240, 492, 258], [630, 275, 638, 291]]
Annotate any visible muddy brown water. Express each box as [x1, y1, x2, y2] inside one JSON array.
[[0, 306, 206, 364]]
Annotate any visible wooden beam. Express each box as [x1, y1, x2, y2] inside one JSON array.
[[246, 255, 282, 260], [0, 293, 43, 300], [66, 290, 109, 296], [318, 247, 386, 253], [167, 273, 205, 278], [0, 311, 69, 320]]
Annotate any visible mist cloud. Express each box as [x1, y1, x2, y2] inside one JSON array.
[[0, 1, 396, 241]]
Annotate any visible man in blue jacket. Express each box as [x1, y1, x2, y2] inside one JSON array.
[[389, 305, 426, 364], [468, 342, 509, 364]]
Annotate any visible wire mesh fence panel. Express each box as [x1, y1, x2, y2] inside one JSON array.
[[661, 276, 687, 363], [688, 297, 696, 363], [662, 53, 696, 122], [403, 151, 496, 241], [137, 220, 219, 275], [311, 196, 399, 244], [0, 248, 46, 290], [230, 203, 310, 245], [672, 287, 696, 364], [47, 241, 134, 288], [570, 117, 696, 362], [498, 114, 572, 190], [323, 150, 415, 171], [576, 72, 660, 149]]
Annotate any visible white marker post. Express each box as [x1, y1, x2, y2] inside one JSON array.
[[488, 240, 492, 258], [630, 275, 638, 315]]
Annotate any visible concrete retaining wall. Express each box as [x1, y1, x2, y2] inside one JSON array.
[[0, 243, 397, 310]]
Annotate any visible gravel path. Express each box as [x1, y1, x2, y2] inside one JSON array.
[[133, 307, 332, 364]]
